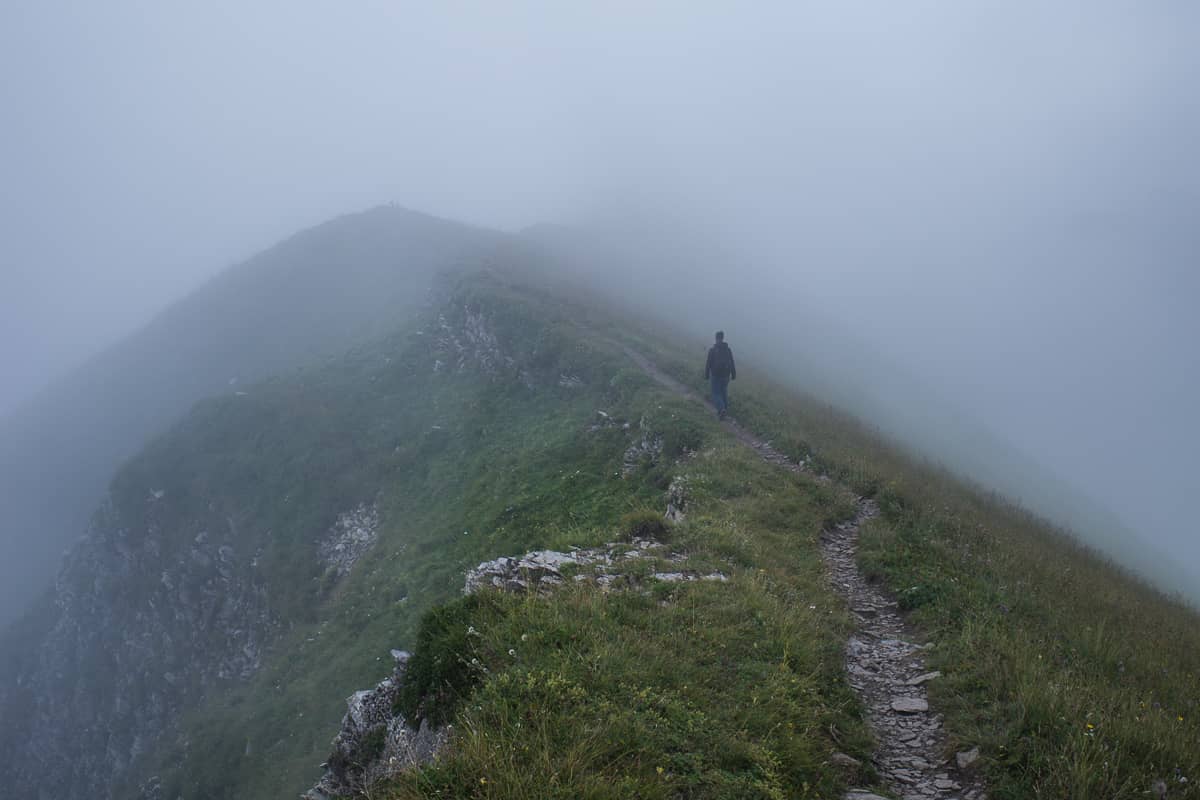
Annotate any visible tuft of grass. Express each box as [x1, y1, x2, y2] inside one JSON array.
[[617, 509, 672, 542], [396, 594, 512, 727]]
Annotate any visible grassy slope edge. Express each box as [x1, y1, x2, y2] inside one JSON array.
[[607, 312, 1199, 800]]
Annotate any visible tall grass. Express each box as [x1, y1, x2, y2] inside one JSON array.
[[624, 325, 1200, 799], [383, 444, 874, 799]]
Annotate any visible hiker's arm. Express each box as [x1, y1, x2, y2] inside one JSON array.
[[704, 349, 712, 379], [729, 348, 736, 380]]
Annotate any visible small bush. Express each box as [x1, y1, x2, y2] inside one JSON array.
[[660, 414, 704, 458], [394, 594, 509, 726], [606, 368, 653, 404], [618, 509, 671, 542]]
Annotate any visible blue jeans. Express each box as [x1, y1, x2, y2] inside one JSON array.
[[710, 375, 730, 414]]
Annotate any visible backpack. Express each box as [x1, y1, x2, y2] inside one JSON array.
[[710, 343, 733, 378]]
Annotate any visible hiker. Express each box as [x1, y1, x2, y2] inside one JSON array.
[[704, 330, 736, 420]]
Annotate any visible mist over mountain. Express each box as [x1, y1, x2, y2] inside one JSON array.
[[1, 221, 1195, 798], [2, 3, 1198, 798], [526, 220, 1200, 603], [6, 4, 1196, 625], [3, 200, 1196, 632], [0, 207, 506, 626]]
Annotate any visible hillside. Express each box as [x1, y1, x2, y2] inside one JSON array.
[[522, 224, 1200, 605], [0, 232, 1196, 799], [0, 206, 506, 628]]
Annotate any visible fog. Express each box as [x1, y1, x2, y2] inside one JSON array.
[[2, 2, 1197, 608]]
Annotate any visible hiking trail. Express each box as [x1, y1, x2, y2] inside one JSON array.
[[615, 341, 987, 800]]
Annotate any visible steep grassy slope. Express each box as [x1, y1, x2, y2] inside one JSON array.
[[113, 273, 872, 799], [0, 206, 505, 628]]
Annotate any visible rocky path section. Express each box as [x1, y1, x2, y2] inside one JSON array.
[[611, 339, 986, 800], [464, 538, 727, 595], [824, 504, 985, 800]]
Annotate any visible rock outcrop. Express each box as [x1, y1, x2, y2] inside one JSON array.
[[665, 476, 689, 523], [318, 503, 380, 578], [303, 650, 449, 800], [621, 417, 665, 476], [464, 538, 726, 596]]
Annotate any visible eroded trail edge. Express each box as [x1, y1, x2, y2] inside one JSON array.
[[616, 342, 986, 800]]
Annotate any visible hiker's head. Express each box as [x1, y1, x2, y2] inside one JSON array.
[[715, 331, 725, 342]]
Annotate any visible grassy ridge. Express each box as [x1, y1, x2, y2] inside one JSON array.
[[122, 274, 873, 799], [616, 321, 1199, 799], [381, 438, 872, 800], [114, 271, 1197, 799], [115, 276, 667, 797]]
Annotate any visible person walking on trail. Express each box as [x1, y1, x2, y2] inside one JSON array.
[[704, 331, 736, 420]]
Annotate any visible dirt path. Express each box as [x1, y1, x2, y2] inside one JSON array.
[[615, 341, 987, 800]]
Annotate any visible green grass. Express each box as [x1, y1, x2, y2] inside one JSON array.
[[617, 508, 674, 542], [113, 273, 869, 799], [104, 270, 1199, 799], [380, 443, 872, 800], [603, 316, 1200, 799], [108, 275, 672, 797]]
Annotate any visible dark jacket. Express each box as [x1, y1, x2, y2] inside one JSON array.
[[705, 341, 736, 381]]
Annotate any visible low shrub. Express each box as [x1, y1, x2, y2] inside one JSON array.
[[618, 508, 672, 542]]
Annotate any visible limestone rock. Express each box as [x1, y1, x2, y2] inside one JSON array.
[[891, 697, 929, 714], [318, 503, 380, 577], [622, 417, 664, 476], [665, 476, 689, 523], [905, 671, 942, 686], [956, 746, 980, 770], [464, 538, 725, 596], [303, 650, 448, 800]]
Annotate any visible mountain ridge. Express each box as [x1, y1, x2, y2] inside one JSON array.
[[521, 224, 1198, 604], [1, 211, 1196, 799], [0, 205, 509, 628]]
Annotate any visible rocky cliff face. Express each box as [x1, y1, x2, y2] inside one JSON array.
[[0, 491, 275, 799]]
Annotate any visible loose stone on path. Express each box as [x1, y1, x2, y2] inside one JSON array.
[[906, 671, 941, 686], [891, 697, 929, 713]]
